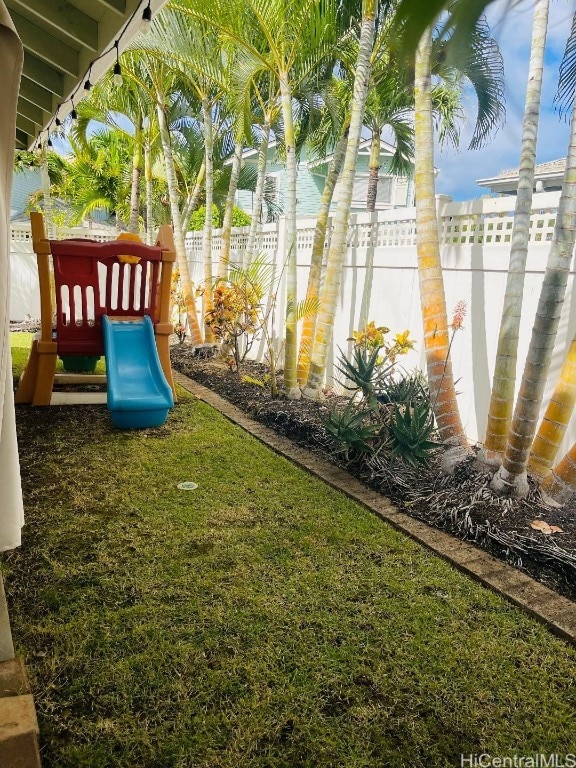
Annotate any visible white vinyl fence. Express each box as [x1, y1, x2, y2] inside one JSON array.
[[11, 191, 576, 455]]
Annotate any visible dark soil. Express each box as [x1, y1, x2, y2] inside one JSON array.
[[170, 343, 576, 603]]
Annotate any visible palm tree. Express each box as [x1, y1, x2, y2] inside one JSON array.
[[175, 0, 338, 398], [411, 14, 505, 472], [218, 139, 244, 280], [302, 0, 378, 400], [73, 68, 156, 236], [477, 0, 550, 473], [528, 336, 576, 482], [364, 65, 414, 212], [296, 115, 348, 386], [51, 131, 133, 226], [126, 50, 204, 345], [491, 13, 576, 498]]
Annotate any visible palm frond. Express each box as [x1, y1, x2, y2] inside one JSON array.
[[556, 12, 576, 119]]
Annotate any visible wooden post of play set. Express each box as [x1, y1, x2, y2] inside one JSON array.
[[15, 213, 177, 406]]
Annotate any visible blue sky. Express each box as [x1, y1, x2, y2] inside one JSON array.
[[435, 0, 576, 200]]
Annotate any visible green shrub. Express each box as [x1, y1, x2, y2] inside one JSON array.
[[231, 207, 251, 227], [188, 205, 251, 231]]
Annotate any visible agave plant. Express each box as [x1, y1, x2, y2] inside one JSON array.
[[335, 345, 394, 412], [387, 402, 441, 468], [324, 397, 382, 459]]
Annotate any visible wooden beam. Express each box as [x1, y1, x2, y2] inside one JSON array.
[[93, 0, 126, 14], [10, 10, 79, 78], [23, 53, 64, 97], [18, 77, 54, 112], [16, 130, 29, 149], [6, 0, 99, 51], [17, 98, 44, 127], [16, 115, 39, 140], [0, 578, 14, 662]]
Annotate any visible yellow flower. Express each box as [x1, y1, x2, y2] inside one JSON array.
[[394, 330, 415, 351]]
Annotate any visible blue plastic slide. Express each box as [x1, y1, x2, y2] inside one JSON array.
[[102, 315, 174, 429]]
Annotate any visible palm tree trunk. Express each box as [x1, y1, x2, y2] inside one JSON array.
[[243, 121, 270, 268], [540, 439, 576, 505], [279, 73, 301, 399], [297, 127, 347, 386], [528, 336, 576, 481], [157, 101, 203, 345], [144, 137, 154, 245], [492, 96, 576, 498], [477, 0, 549, 472], [414, 27, 470, 472], [302, 0, 377, 400], [181, 161, 206, 233], [202, 97, 215, 342], [219, 140, 243, 280], [129, 121, 143, 234], [366, 130, 380, 211]]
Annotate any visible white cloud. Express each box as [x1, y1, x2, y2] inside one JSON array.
[[435, 0, 576, 200]]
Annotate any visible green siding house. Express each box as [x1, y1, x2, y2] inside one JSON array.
[[235, 138, 414, 219]]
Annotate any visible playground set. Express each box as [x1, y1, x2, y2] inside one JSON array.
[[16, 212, 177, 429]]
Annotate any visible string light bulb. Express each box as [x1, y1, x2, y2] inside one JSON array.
[[113, 61, 123, 86], [113, 42, 123, 86], [140, 1, 152, 34], [84, 63, 93, 91], [47, 137, 53, 147], [70, 100, 78, 122]]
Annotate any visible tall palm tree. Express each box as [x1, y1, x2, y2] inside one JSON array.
[[126, 50, 204, 345], [491, 12, 576, 497], [175, 0, 338, 398], [412, 14, 505, 472], [218, 139, 244, 280], [297, 110, 349, 386], [302, 0, 378, 399], [477, 0, 550, 473], [73, 67, 154, 235]]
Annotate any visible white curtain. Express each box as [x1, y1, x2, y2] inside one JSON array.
[[0, 1, 24, 552]]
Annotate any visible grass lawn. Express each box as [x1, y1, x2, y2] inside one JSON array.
[[10, 332, 106, 378], [5, 334, 576, 767]]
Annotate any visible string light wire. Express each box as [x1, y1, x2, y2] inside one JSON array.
[[38, 0, 153, 150]]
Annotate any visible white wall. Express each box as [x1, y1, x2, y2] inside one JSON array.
[[185, 190, 576, 455]]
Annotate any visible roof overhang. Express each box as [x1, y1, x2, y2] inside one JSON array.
[[8, 0, 169, 150], [477, 170, 565, 190], [307, 138, 398, 169]]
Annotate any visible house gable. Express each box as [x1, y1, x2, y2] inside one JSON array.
[[235, 138, 414, 218]]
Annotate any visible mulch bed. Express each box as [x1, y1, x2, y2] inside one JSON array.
[[170, 343, 576, 603]]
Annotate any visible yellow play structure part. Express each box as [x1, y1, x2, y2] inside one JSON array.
[[15, 213, 177, 407]]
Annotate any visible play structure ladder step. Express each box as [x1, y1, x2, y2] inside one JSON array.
[[50, 393, 108, 406], [55, 374, 107, 385]]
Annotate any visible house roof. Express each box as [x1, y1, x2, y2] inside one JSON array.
[[477, 158, 565, 188], [7, 0, 169, 150]]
